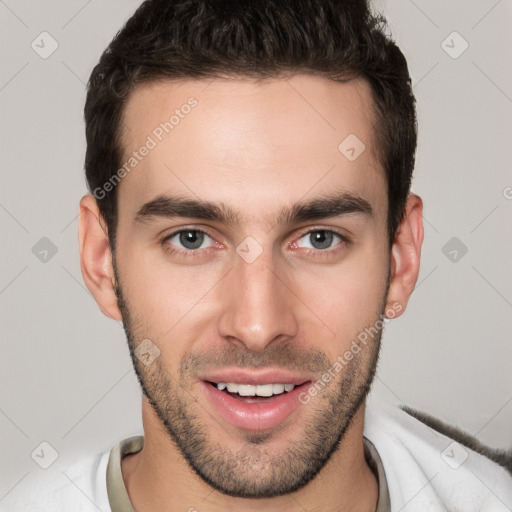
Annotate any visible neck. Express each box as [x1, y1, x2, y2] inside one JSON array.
[[122, 398, 378, 512]]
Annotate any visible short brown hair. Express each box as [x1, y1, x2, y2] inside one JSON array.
[[84, 0, 417, 251]]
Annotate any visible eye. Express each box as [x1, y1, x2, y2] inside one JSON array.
[[162, 229, 214, 255], [295, 229, 347, 251]]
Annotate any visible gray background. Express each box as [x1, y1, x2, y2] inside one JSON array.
[[1, 0, 511, 502]]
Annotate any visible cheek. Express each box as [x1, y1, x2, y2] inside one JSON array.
[[297, 248, 388, 355], [121, 253, 220, 339]]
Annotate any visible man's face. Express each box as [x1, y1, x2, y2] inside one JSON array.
[[112, 75, 391, 497]]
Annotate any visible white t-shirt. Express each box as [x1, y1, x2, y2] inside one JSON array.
[[2, 399, 511, 511]]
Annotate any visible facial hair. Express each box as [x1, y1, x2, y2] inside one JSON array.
[[112, 255, 388, 498]]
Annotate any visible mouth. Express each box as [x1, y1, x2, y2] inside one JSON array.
[[199, 376, 313, 431]]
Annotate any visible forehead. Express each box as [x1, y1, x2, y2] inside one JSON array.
[[117, 74, 386, 224]]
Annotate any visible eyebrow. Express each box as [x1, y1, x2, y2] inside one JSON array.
[[134, 191, 373, 227]]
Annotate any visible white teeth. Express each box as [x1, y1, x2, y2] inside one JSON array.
[[216, 382, 296, 396], [272, 384, 285, 395], [237, 384, 256, 396], [256, 384, 274, 397], [226, 382, 238, 393]]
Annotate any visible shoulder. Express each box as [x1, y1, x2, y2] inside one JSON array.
[[1, 447, 111, 512], [364, 398, 512, 511], [400, 404, 512, 475]]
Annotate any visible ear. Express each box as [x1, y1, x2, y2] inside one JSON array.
[[78, 194, 123, 321], [385, 193, 424, 318]]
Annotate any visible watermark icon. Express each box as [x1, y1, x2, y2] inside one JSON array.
[[93, 97, 198, 200], [135, 338, 161, 366], [31, 31, 59, 59], [441, 236, 468, 263], [31, 441, 59, 469], [338, 133, 366, 161], [441, 31, 469, 60], [236, 236, 264, 263], [441, 441, 469, 469], [503, 186, 512, 200], [298, 302, 402, 405], [32, 237, 58, 263]]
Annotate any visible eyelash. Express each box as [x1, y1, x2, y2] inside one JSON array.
[[160, 227, 351, 259]]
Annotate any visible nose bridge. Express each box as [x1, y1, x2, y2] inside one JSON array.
[[217, 242, 298, 351]]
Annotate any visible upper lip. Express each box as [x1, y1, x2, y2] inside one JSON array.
[[200, 368, 314, 386]]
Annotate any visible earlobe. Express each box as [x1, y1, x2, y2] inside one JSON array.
[[78, 194, 123, 322], [385, 193, 424, 318]]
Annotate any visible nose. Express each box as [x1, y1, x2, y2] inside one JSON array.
[[217, 244, 299, 353]]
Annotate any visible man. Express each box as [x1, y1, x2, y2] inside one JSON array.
[[7, 0, 511, 511]]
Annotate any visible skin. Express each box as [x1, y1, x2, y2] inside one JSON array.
[[79, 74, 423, 511]]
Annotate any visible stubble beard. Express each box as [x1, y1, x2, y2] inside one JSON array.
[[112, 259, 387, 498]]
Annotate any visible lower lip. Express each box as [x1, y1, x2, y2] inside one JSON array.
[[200, 381, 311, 431]]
